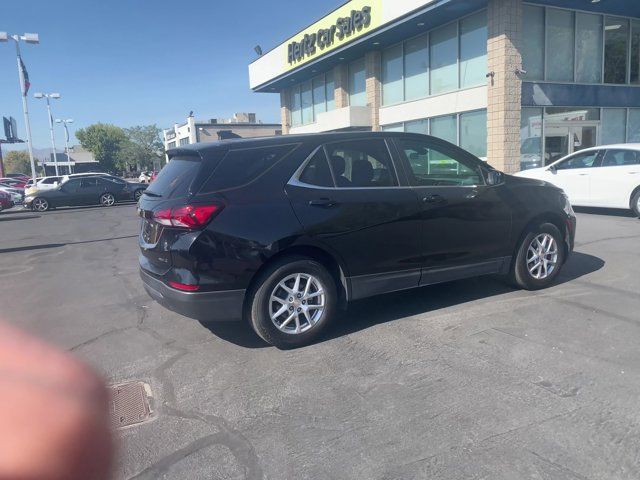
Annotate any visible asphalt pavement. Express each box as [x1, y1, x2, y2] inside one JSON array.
[[0, 204, 638, 480]]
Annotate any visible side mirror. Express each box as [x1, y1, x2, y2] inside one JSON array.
[[486, 170, 504, 186], [547, 165, 557, 173]]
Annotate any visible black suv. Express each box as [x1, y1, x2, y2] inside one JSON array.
[[138, 132, 576, 348]]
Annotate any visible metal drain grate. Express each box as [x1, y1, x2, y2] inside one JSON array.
[[108, 381, 154, 429]]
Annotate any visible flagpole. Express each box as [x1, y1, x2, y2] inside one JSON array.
[[13, 36, 38, 183]]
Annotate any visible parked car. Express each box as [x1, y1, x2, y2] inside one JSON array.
[[5, 172, 30, 182], [138, 171, 158, 184], [0, 185, 24, 205], [24, 175, 146, 211], [0, 177, 27, 189], [0, 191, 13, 211], [515, 144, 640, 217], [25, 176, 63, 196], [138, 132, 576, 348]]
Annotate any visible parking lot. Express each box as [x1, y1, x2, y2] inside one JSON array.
[[0, 204, 639, 480]]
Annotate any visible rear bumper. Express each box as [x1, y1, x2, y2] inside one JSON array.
[[140, 269, 245, 322]]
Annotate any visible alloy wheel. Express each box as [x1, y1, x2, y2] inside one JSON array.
[[269, 273, 325, 334], [134, 190, 143, 201], [101, 193, 115, 206], [33, 198, 48, 212], [526, 233, 558, 280]]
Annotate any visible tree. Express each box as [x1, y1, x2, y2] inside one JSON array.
[[118, 125, 164, 172], [4, 150, 31, 174], [75, 123, 128, 172]]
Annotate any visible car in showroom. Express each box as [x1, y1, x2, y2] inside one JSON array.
[[24, 174, 147, 211], [516, 144, 640, 217], [138, 132, 576, 348]]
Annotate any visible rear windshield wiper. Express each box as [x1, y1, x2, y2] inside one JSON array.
[[142, 190, 162, 198]]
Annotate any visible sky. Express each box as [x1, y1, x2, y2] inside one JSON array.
[[1, 0, 338, 151]]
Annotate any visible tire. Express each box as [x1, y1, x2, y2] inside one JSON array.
[[32, 197, 50, 212], [631, 189, 640, 218], [511, 223, 565, 291], [100, 192, 116, 207], [134, 189, 144, 201], [247, 256, 337, 348]]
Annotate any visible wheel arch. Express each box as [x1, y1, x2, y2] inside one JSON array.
[[629, 185, 640, 210], [514, 211, 570, 261]]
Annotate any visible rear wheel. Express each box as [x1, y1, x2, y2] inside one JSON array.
[[511, 223, 565, 290], [32, 197, 50, 212], [631, 190, 640, 218], [100, 192, 116, 207], [134, 189, 144, 201], [248, 256, 337, 348]]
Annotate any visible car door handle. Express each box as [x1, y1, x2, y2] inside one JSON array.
[[422, 194, 447, 204], [309, 198, 338, 208]]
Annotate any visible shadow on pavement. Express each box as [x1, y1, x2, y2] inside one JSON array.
[[0, 234, 139, 254], [573, 206, 636, 218], [0, 215, 41, 222], [200, 251, 605, 349]]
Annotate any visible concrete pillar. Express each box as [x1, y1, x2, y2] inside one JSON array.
[[187, 116, 197, 144], [280, 89, 291, 135], [365, 51, 382, 131], [334, 64, 349, 108], [487, 0, 523, 173]]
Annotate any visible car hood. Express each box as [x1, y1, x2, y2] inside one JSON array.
[[513, 167, 548, 178], [505, 173, 560, 191]]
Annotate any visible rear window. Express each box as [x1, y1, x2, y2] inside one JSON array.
[[199, 144, 297, 193], [145, 156, 201, 199]]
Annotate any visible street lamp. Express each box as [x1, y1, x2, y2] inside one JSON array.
[[55, 118, 74, 174], [0, 32, 40, 182], [34, 92, 61, 176]]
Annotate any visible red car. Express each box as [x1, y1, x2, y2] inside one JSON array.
[[0, 178, 27, 189], [0, 191, 13, 211]]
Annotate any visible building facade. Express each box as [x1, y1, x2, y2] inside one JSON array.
[[162, 113, 282, 152], [249, 0, 640, 173]]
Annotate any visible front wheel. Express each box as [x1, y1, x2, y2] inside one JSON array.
[[32, 197, 50, 212], [134, 189, 144, 201], [248, 257, 337, 348], [511, 223, 565, 290], [631, 190, 640, 218], [100, 192, 116, 207]]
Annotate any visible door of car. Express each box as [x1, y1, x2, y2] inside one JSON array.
[[547, 150, 601, 205], [78, 177, 105, 205], [392, 137, 512, 284], [58, 178, 83, 206], [589, 149, 640, 208], [285, 138, 424, 300]]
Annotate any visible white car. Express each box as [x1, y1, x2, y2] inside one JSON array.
[[0, 185, 24, 204], [25, 176, 63, 196], [515, 144, 640, 217]]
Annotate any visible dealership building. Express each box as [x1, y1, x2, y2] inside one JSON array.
[[249, 0, 640, 172]]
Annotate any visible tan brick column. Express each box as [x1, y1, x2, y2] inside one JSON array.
[[334, 64, 349, 108], [280, 88, 290, 135], [365, 51, 382, 131], [487, 0, 523, 173]]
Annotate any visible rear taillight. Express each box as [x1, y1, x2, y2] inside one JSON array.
[[168, 281, 200, 291], [153, 203, 223, 228]]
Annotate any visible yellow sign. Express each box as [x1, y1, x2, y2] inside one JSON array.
[[284, 0, 382, 71]]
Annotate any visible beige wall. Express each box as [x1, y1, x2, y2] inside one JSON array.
[[196, 124, 282, 143]]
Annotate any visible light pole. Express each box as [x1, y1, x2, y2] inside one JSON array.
[[55, 118, 74, 174], [0, 32, 40, 182], [34, 92, 61, 176]]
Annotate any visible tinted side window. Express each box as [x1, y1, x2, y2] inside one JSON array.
[[397, 139, 482, 186], [146, 156, 201, 199], [324, 139, 397, 188], [299, 149, 334, 187], [556, 151, 599, 170], [601, 149, 640, 167], [201, 144, 297, 192], [64, 179, 81, 189], [81, 178, 99, 188]]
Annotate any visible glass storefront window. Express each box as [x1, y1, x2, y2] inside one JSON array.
[[546, 9, 575, 82], [312, 76, 326, 116], [382, 123, 404, 132], [459, 110, 487, 159], [631, 21, 640, 85], [382, 44, 404, 106], [430, 114, 457, 144], [301, 81, 313, 125], [544, 107, 600, 122], [628, 109, 640, 142], [602, 108, 627, 144], [325, 71, 335, 111], [405, 119, 429, 135], [605, 17, 629, 84], [404, 34, 429, 101], [430, 22, 458, 95], [290, 87, 302, 127], [576, 13, 603, 83], [349, 58, 367, 107], [459, 11, 487, 88], [521, 108, 543, 171], [522, 5, 545, 81]]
